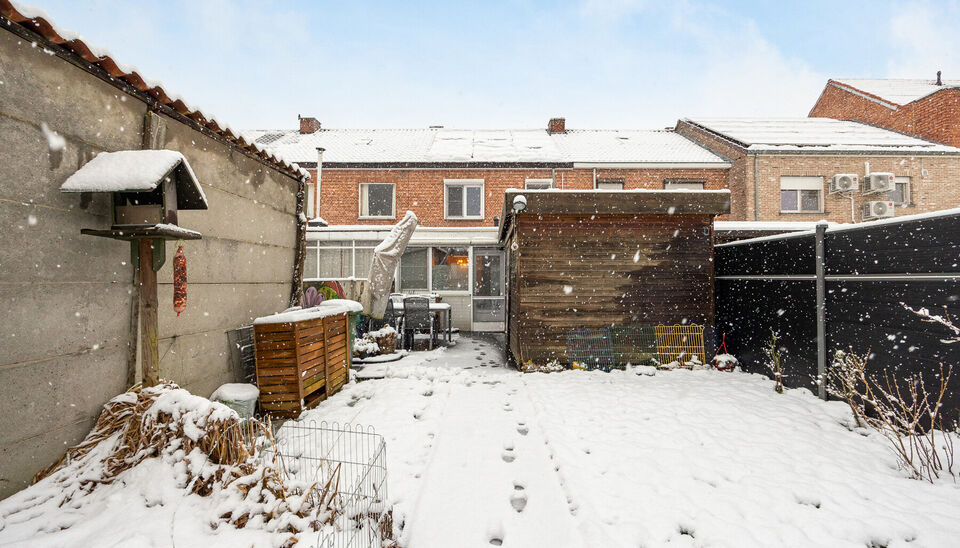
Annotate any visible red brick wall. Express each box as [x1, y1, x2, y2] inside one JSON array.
[[810, 82, 960, 148], [309, 167, 731, 226], [675, 121, 749, 220]]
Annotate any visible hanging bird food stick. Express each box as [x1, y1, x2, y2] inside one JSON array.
[[173, 240, 187, 316]]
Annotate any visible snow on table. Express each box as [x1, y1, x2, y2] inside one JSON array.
[[298, 336, 960, 548]]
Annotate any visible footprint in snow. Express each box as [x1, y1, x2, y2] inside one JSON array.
[[516, 424, 529, 436], [510, 485, 527, 513], [501, 448, 516, 463]]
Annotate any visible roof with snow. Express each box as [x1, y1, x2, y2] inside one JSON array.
[[61, 150, 208, 209], [830, 78, 960, 106], [241, 128, 732, 168], [684, 118, 960, 154], [0, 0, 309, 181]]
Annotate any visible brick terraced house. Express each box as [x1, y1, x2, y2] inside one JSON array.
[[810, 75, 960, 148], [246, 118, 732, 332], [676, 118, 960, 223]]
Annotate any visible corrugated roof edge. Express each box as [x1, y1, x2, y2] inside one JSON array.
[[0, 0, 309, 181]]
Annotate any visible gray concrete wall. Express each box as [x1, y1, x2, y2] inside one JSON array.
[[0, 27, 301, 498]]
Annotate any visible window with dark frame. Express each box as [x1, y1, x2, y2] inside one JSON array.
[[891, 176, 911, 205], [445, 181, 484, 219], [359, 183, 395, 218], [779, 176, 823, 213]]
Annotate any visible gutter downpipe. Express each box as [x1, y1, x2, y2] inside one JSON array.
[[316, 147, 325, 219], [593, 168, 597, 189], [753, 153, 760, 221]]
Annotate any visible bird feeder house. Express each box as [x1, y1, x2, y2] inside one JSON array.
[[60, 149, 208, 386]]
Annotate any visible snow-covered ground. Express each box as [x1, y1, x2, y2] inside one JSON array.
[[2, 335, 958, 547], [314, 335, 960, 548]]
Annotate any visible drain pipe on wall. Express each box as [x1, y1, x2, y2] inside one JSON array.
[[315, 147, 325, 219], [593, 168, 597, 189], [753, 154, 760, 221]]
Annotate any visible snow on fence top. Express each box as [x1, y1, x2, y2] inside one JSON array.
[[715, 207, 960, 247], [253, 300, 363, 325]]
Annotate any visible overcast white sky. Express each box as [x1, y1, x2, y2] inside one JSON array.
[[29, 0, 960, 131]]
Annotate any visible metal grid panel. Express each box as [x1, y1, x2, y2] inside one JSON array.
[[654, 324, 706, 364], [565, 328, 616, 371], [610, 326, 657, 366]]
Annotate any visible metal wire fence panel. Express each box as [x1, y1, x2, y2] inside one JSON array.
[[257, 420, 389, 548], [655, 325, 706, 364], [610, 326, 657, 366], [565, 328, 616, 370]]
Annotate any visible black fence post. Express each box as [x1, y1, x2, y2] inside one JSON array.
[[815, 221, 827, 400]]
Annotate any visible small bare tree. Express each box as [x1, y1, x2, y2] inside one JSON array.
[[763, 329, 785, 393], [823, 302, 960, 482]]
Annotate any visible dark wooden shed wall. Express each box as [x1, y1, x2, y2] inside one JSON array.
[[509, 213, 716, 365]]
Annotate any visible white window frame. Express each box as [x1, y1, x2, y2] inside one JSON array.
[[595, 179, 624, 190], [779, 176, 823, 213], [303, 240, 376, 281], [358, 182, 396, 219], [663, 180, 705, 190], [444, 179, 485, 220], [525, 178, 553, 190], [892, 176, 911, 205]]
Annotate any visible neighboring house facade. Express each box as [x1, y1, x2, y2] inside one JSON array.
[[676, 118, 960, 223], [0, 3, 308, 498], [810, 76, 960, 148], [247, 117, 732, 333]]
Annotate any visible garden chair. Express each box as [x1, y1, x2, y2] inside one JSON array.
[[402, 296, 435, 350]]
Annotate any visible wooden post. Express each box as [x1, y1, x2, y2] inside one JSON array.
[[139, 238, 160, 386]]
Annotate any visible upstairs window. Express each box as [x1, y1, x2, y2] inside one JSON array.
[[525, 178, 553, 190], [891, 176, 911, 205], [596, 178, 624, 190], [780, 176, 823, 213], [445, 180, 484, 219], [359, 183, 395, 218], [664, 180, 705, 190]]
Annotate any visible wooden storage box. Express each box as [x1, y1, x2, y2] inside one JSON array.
[[253, 310, 354, 418]]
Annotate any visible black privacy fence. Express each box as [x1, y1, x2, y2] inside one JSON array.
[[714, 209, 960, 419]]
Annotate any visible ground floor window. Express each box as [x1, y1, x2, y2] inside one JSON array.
[[303, 240, 377, 280], [780, 176, 823, 213], [891, 176, 911, 205], [400, 247, 429, 290], [431, 247, 470, 291]]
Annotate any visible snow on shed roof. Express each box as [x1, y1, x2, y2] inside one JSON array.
[[61, 150, 208, 209], [832, 78, 960, 106], [0, 0, 309, 181], [685, 118, 960, 154], [241, 128, 731, 166]]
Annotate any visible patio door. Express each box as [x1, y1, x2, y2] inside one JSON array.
[[472, 247, 505, 332]]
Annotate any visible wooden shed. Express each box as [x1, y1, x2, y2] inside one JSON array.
[[498, 190, 731, 367]]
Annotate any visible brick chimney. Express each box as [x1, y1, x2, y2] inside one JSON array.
[[299, 115, 321, 134], [548, 117, 566, 134]]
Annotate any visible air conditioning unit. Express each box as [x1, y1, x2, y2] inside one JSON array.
[[862, 200, 895, 220], [863, 172, 895, 195], [829, 174, 859, 194]]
